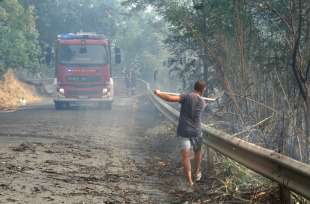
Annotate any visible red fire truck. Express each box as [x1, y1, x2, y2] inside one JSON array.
[[54, 33, 120, 109]]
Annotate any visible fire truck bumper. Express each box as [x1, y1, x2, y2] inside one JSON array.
[[54, 97, 113, 102], [54, 97, 113, 106]]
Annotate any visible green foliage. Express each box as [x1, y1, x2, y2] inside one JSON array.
[[115, 11, 167, 79], [0, 0, 41, 75], [32, 0, 120, 44]]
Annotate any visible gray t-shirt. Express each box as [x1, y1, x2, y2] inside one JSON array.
[[177, 93, 206, 138]]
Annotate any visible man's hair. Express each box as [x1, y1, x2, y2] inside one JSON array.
[[194, 80, 206, 92]]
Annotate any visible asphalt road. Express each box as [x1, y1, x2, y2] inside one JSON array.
[[0, 94, 184, 204]]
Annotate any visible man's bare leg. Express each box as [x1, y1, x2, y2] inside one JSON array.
[[194, 149, 202, 178], [181, 148, 193, 186]]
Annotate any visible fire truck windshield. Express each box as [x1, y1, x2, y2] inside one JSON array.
[[58, 44, 108, 65]]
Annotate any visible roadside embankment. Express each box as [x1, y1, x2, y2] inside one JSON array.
[[0, 70, 41, 110]]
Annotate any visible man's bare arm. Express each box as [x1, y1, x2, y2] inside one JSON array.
[[154, 89, 181, 102]]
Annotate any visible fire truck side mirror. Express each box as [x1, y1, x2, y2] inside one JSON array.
[[114, 47, 121, 64]]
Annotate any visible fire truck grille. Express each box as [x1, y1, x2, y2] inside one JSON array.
[[66, 76, 102, 83], [67, 90, 102, 97]]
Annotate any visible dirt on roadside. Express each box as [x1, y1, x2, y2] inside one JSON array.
[[0, 70, 41, 110]]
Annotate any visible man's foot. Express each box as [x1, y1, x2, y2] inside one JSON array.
[[195, 171, 202, 181], [185, 182, 194, 193], [177, 178, 194, 193]]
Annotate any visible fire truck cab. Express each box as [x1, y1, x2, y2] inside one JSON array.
[[54, 33, 119, 109]]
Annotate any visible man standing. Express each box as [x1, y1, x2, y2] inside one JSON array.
[[154, 80, 207, 187]]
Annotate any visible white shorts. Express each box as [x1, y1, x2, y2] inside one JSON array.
[[178, 137, 192, 150], [177, 136, 202, 151]]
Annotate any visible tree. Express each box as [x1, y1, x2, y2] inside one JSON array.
[[30, 0, 120, 45], [0, 0, 41, 75], [115, 11, 167, 80]]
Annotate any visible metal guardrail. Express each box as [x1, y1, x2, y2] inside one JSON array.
[[139, 79, 310, 200], [19, 77, 54, 85], [20, 78, 55, 95]]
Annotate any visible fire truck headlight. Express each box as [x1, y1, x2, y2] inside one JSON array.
[[59, 88, 65, 94], [102, 88, 108, 94]]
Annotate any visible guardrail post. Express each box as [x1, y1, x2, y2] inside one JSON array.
[[279, 185, 291, 204], [206, 145, 214, 173], [278, 112, 291, 204]]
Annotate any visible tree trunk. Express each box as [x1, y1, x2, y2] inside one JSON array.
[[304, 101, 310, 162], [234, 0, 248, 90], [202, 50, 208, 95]]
